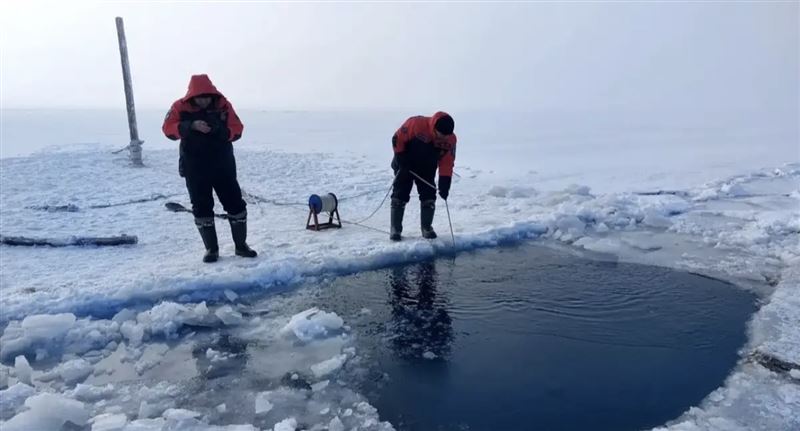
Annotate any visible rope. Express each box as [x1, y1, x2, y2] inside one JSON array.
[[88, 193, 182, 209], [338, 186, 394, 201], [346, 171, 400, 225], [111, 145, 130, 155], [336, 171, 400, 235], [241, 174, 398, 209], [240, 190, 307, 207], [408, 170, 438, 191], [340, 220, 392, 236]]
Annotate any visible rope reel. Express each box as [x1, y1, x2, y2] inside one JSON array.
[[308, 193, 338, 215], [306, 193, 342, 231]]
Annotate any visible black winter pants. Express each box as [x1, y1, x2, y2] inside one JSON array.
[[184, 151, 246, 219], [391, 160, 437, 203]]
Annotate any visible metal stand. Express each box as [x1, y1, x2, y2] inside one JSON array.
[[306, 208, 342, 231]]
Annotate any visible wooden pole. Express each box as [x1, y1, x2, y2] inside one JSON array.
[[115, 17, 143, 166]]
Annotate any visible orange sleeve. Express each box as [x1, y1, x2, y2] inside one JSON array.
[[223, 99, 244, 142], [438, 136, 457, 176], [392, 117, 416, 154], [162, 101, 184, 141]]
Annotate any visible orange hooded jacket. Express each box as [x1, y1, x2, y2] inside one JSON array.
[[392, 111, 457, 177], [162, 75, 244, 142]]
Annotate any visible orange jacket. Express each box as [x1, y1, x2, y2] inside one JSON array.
[[392, 112, 457, 176], [162, 75, 244, 142]]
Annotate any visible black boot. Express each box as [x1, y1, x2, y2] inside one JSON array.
[[390, 198, 405, 241], [421, 200, 437, 239], [196, 218, 219, 263], [229, 213, 257, 258]]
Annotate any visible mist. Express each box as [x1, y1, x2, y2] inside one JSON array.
[[1, 1, 797, 116]]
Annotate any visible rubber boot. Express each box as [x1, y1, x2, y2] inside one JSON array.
[[420, 200, 437, 239], [390, 198, 405, 241], [229, 213, 257, 258], [196, 218, 219, 263]]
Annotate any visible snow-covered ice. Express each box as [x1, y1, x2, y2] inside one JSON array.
[[54, 358, 94, 384], [215, 305, 244, 326], [2, 393, 89, 431], [272, 417, 297, 431], [0, 383, 35, 420], [254, 392, 274, 415], [0, 109, 798, 430], [310, 354, 348, 378], [90, 412, 128, 431], [12, 356, 32, 385], [282, 307, 345, 342]]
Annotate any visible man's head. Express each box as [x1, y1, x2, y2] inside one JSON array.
[[192, 95, 213, 109], [434, 115, 455, 138]]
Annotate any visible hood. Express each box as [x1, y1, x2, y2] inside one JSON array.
[[181, 74, 223, 102], [429, 111, 454, 135]]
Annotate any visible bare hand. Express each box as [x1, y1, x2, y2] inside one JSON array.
[[191, 120, 211, 133]]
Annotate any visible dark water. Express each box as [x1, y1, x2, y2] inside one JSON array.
[[305, 244, 756, 431]]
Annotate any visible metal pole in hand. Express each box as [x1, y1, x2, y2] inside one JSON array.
[[409, 169, 457, 255], [115, 17, 143, 166], [444, 199, 456, 255]]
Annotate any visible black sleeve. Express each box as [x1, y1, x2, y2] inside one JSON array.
[[178, 121, 193, 138], [208, 113, 231, 142]]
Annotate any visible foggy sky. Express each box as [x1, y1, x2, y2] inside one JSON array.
[[1, 1, 797, 113]]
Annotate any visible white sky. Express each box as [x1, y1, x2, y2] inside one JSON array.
[[1, 1, 797, 113]]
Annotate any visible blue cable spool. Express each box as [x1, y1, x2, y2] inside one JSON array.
[[308, 193, 338, 215], [306, 193, 341, 231]]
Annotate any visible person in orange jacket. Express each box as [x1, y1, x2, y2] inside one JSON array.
[[390, 112, 456, 241], [162, 74, 256, 262]]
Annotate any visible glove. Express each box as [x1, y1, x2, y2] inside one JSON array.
[[438, 176, 451, 200]]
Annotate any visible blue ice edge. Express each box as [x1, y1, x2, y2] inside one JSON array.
[[0, 221, 550, 323]]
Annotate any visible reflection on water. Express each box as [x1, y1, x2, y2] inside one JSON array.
[[387, 262, 453, 361]]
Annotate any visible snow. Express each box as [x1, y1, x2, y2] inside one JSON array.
[[0, 109, 798, 430]]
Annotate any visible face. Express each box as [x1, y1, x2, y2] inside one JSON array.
[[434, 130, 445, 140], [193, 96, 212, 108]]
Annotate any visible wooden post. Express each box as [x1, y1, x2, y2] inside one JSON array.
[[115, 17, 143, 166]]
